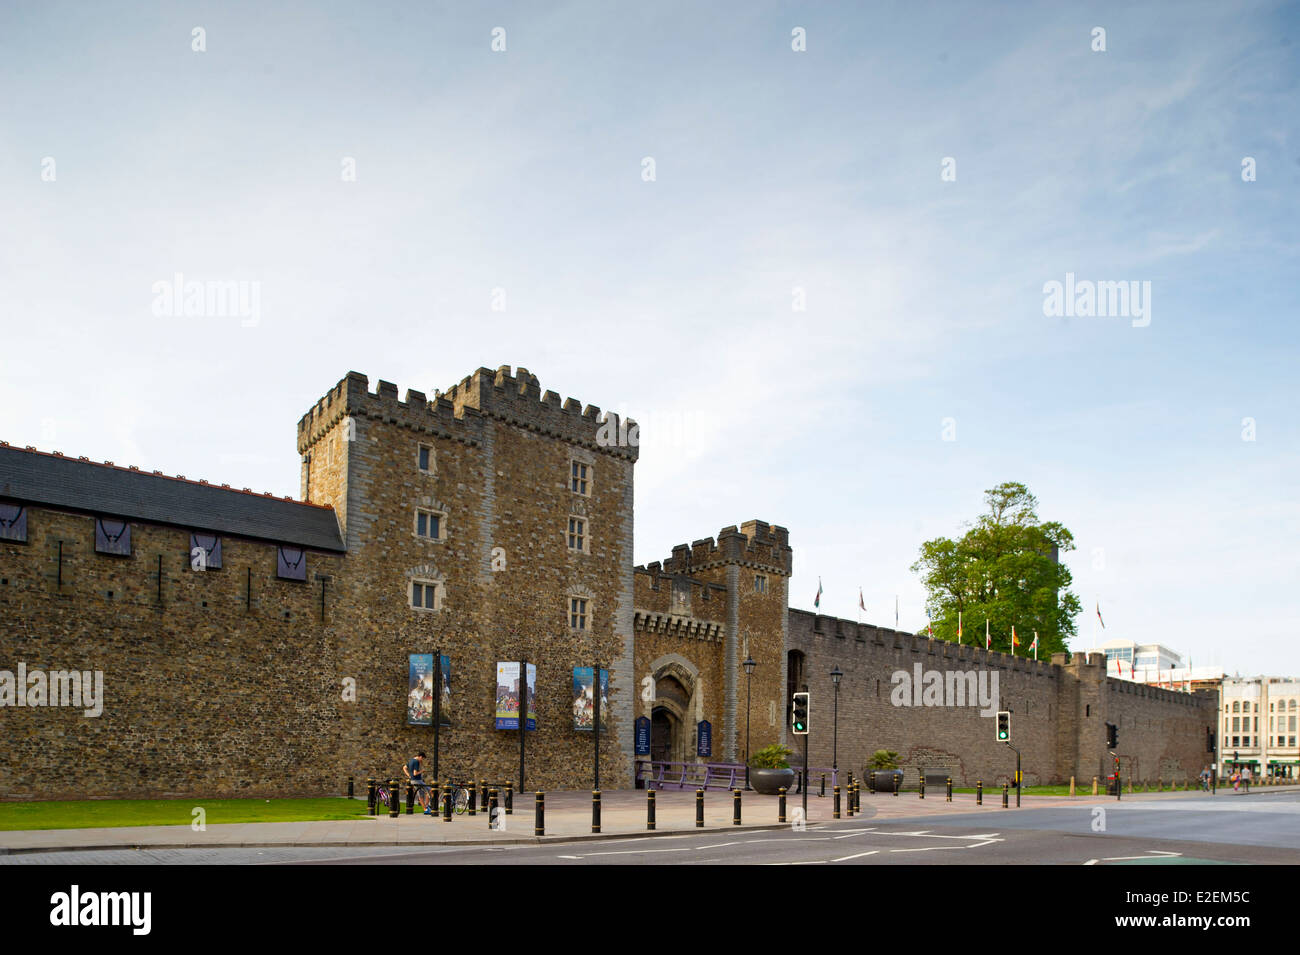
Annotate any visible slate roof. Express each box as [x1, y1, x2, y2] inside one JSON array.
[[0, 443, 344, 552]]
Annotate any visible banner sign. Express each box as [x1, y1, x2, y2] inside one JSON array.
[[407, 654, 451, 726], [697, 719, 713, 757], [635, 716, 651, 755], [495, 661, 537, 730], [407, 654, 433, 726], [572, 667, 610, 732]]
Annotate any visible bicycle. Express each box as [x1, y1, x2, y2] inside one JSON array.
[[407, 780, 471, 815]]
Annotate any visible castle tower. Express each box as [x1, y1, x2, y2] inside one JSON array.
[[297, 366, 640, 788], [633, 521, 792, 766]]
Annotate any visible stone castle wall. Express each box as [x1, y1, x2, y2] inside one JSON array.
[[787, 609, 1216, 787]]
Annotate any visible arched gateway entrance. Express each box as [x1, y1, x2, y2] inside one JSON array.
[[646, 655, 698, 764]]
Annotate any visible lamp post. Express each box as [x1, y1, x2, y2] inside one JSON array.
[[830, 665, 842, 776], [743, 655, 756, 790]]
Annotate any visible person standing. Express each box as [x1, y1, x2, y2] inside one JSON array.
[[404, 751, 432, 814]]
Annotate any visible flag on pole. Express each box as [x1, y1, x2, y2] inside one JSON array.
[[927, 617, 933, 639], [985, 619, 990, 650], [1030, 631, 1039, 661], [1011, 625, 1019, 654], [814, 578, 822, 609], [859, 588, 866, 612], [957, 611, 962, 645], [1096, 602, 1105, 629], [895, 595, 899, 629]]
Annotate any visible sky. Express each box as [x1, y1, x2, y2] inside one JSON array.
[[1, 1, 1297, 674]]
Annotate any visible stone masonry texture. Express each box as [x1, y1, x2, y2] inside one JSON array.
[[0, 364, 1216, 799]]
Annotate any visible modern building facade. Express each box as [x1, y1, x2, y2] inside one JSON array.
[[1219, 677, 1300, 779]]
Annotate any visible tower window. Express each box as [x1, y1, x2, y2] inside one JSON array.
[[410, 580, 442, 611], [418, 444, 434, 473], [415, 509, 443, 540], [567, 517, 587, 553], [570, 597, 589, 630], [571, 461, 590, 496]]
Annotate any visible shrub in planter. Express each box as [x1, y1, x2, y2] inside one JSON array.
[[750, 744, 796, 795]]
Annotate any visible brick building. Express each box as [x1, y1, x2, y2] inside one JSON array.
[[0, 364, 1217, 798]]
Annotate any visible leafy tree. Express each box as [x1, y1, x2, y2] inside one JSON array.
[[910, 482, 1080, 658]]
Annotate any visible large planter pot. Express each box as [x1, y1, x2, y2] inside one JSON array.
[[751, 767, 796, 795], [866, 769, 904, 792]]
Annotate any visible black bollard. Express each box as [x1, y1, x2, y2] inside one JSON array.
[[506, 782, 514, 814], [406, 781, 415, 815], [919, 773, 925, 799], [647, 789, 656, 831], [820, 774, 826, 797], [779, 787, 787, 823], [592, 789, 602, 834], [442, 784, 452, 822], [847, 783, 855, 817], [480, 778, 488, 813], [733, 788, 742, 825], [893, 772, 900, 797], [388, 778, 400, 818], [977, 780, 983, 805], [1002, 783, 1009, 808], [535, 791, 544, 836], [696, 788, 705, 828], [468, 784, 476, 817], [946, 777, 952, 802], [488, 788, 498, 829], [367, 777, 376, 816], [833, 785, 841, 819]]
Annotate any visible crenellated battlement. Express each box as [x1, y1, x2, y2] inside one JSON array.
[[296, 366, 640, 459], [635, 520, 793, 576]]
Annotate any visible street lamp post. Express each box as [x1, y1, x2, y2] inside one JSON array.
[[830, 665, 842, 779], [743, 656, 756, 790]]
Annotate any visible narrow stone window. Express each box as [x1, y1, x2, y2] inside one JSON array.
[[571, 461, 590, 496], [567, 517, 586, 553], [415, 509, 443, 541], [410, 580, 442, 611], [570, 596, 589, 630]]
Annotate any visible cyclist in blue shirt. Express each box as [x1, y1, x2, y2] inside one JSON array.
[[404, 751, 432, 814]]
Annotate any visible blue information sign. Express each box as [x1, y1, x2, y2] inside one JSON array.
[[635, 716, 651, 756], [697, 719, 712, 757]]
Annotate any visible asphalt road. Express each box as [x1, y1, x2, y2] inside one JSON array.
[[6, 789, 1298, 866]]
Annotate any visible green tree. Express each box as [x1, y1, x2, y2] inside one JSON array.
[[910, 482, 1080, 658]]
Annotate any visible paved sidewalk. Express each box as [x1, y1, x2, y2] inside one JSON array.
[[0, 786, 1241, 854]]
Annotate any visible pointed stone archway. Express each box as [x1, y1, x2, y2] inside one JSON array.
[[647, 653, 701, 764]]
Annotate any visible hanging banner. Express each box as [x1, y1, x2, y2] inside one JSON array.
[[697, 719, 713, 757], [408, 654, 452, 727], [495, 662, 537, 730], [436, 655, 452, 727], [572, 667, 610, 732], [407, 654, 433, 726]]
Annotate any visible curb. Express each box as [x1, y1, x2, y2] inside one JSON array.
[[0, 821, 800, 856]]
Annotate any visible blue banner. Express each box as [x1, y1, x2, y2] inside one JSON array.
[[635, 716, 651, 755], [697, 719, 712, 757]]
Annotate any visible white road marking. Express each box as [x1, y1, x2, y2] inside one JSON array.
[[1083, 850, 1182, 865], [831, 850, 880, 862]]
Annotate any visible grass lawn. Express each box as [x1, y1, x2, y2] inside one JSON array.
[[0, 797, 374, 831]]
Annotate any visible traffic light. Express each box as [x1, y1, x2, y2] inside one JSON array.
[[996, 710, 1010, 742], [791, 692, 810, 735], [1105, 722, 1118, 749]]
